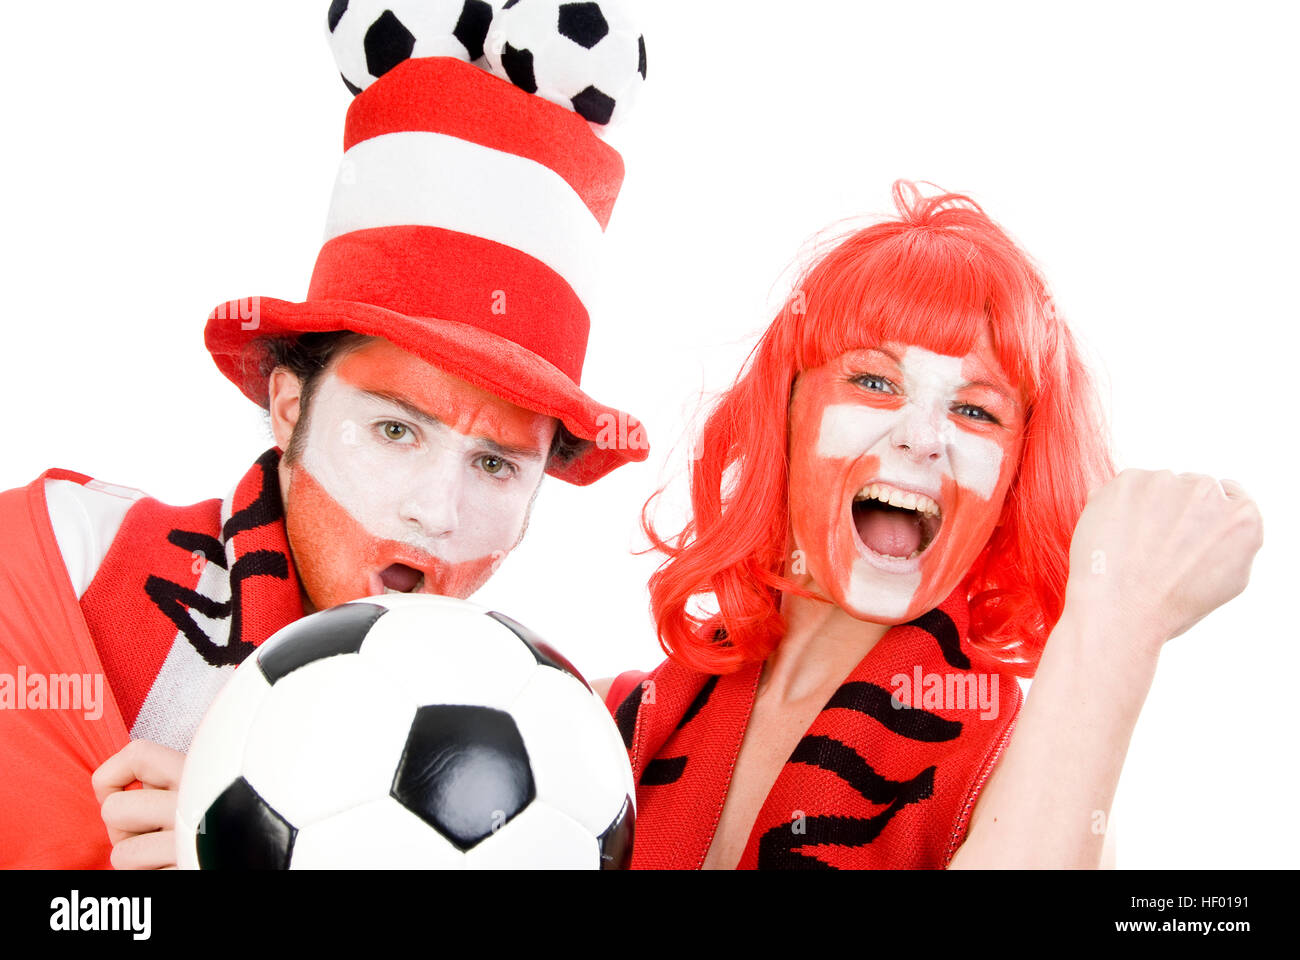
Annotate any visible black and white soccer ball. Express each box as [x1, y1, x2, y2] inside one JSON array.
[[174, 594, 634, 869], [484, 0, 647, 125], [326, 0, 498, 95]]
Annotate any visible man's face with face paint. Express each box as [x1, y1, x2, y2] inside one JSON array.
[[272, 338, 558, 612], [786, 326, 1026, 623]]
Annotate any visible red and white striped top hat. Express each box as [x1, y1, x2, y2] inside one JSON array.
[[206, 51, 647, 485]]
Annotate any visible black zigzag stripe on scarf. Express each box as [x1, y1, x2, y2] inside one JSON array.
[[824, 681, 963, 742], [756, 759, 936, 870], [143, 449, 292, 667], [640, 675, 720, 787], [909, 606, 970, 669]]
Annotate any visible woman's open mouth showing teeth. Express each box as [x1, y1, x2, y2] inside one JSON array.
[[851, 482, 943, 560]]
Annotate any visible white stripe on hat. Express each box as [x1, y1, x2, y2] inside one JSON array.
[[323, 130, 604, 311]]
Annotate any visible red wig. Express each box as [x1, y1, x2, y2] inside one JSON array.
[[642, 182, 1115, 678]]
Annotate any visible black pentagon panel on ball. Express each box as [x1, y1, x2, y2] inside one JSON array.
[[327, 0, 349, 33], [486, 611, 591, 691], [597, 795, 635, 870], [558, 2, 610, 49], [197, 777, 296, 869], [454, 0, 494, 61], [500, 42, 537, 93], [364, 9, 417, 80], [571, 85, 616, 125], [391, 704, 535, 851], [256, 602, 387, 684], [638, 34, 647, 79]]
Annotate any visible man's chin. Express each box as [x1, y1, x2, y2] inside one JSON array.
[[297, 572, 404, 614], [298, 579, 365, 615]]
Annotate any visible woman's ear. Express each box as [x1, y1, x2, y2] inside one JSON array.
[[267, 367, 303, 453]]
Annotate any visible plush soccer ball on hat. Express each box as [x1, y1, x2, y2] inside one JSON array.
[[174, 594, 634, 869], [327, 0, 498, 95], [484, 0, 647, 125]]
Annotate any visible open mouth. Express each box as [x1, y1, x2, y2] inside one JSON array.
[[851, 483, 943, 561], [377, 562, 426, 594]]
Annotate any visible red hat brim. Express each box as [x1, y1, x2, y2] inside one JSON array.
[[205, 297, 648, 486]]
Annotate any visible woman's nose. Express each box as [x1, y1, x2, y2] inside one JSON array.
[[891, 405, 945, 463]]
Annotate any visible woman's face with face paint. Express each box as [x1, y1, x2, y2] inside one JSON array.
[[275, 338, 557, 612], [786, 326, 1026, 624]]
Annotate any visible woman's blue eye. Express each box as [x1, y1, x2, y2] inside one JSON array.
[[956, 404, 998, 424], [854, 373, 895, 393]]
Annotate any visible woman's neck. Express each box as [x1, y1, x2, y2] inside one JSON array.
[[760, 583, 891, 705]]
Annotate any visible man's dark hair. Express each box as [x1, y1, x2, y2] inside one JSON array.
[[256, 330, 586, 469]]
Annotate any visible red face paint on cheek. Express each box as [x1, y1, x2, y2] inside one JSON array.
[[787, 366, 867, 602], [908, 469, 1008, 614], [285, 464, 502, 609], [284, 465, 376, 610]]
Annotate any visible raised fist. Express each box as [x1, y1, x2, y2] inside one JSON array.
[[1063, 469, 1263, 656]]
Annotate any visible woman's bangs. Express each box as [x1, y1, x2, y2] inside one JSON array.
[[793, 226, 1053, 414], [797, 232, 1006, 373]]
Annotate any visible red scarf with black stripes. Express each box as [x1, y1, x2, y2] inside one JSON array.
[[612, 585, 1023, 869], [79, 448, 304, 752]]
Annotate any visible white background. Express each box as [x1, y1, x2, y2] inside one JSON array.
[[1, 1, 1295, 867]]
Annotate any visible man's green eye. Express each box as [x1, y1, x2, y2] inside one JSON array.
[[481, 456, 504, 475], [383, 423, 408, 441]]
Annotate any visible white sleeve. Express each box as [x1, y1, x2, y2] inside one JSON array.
[[44, 478, 147, 599]]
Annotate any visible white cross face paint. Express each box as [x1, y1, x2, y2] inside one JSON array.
[[815, 350, 1005, 499], [282, 339, 556, 610], [787, 334, 1024, 624]]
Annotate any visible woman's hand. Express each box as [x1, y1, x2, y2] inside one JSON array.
[[1063, 469, 1263, 659], [91, 739, 186, 870]]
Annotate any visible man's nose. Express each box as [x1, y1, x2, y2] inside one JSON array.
[[890, 403, 945, 463], [399, 461, 460, 539]]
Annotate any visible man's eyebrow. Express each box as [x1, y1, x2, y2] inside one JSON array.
[[477, 435, 547, 463], [362, 389, 440, 427], [361, 389, 547, 462]]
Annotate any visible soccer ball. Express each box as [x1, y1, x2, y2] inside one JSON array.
[[174, 594, 634, 869], [326, 0, 498, 95], [484, 0, 647, 125]]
